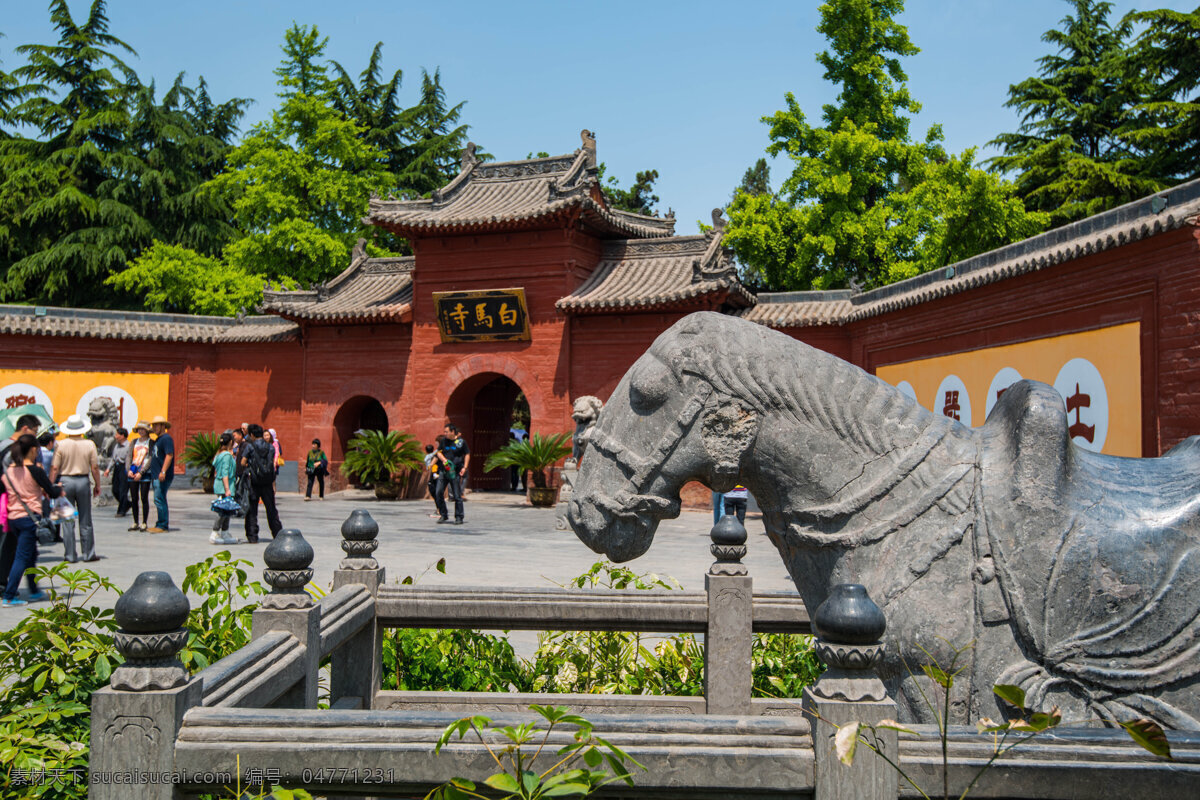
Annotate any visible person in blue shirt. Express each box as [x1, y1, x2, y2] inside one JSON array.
[[147, 416, 174, 533]]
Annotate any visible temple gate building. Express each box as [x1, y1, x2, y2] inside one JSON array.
[[2, 132, 1199, 491]]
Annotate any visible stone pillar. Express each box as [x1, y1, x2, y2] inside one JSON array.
[[331, 510, 385, 709], [251, 528, 319, 709], [705, 513, 753, 715], [90, 572, 200, 800], [803, 584, 898, 800]]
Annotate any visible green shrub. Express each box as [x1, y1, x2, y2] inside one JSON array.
[[180, 552, 267, 671], [0, 563, 122, 799]]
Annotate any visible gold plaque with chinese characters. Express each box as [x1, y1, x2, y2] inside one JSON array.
[[433, 288, 531, 343]]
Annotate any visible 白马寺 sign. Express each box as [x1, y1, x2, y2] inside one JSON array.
[[434, 288, 531, 343]]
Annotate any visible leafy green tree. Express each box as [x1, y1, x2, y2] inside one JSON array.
[[1122, 7, 1200, 185], [987, 1, 1160, 225], [105, 241, 263, 315], [210, 24, 396, 285], [725, 0, 1045, 290], [0, 0, 149, 306]]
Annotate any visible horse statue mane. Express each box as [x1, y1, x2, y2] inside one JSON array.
[[568, 311, 1200, 729]]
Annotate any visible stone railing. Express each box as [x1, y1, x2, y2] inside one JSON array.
[[89, 510, 1200, 799]]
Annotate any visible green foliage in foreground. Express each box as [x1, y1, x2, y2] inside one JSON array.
[[386, 560, 823, 699], [428, 705, 644, 800]]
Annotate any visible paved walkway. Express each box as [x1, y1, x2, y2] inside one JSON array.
[[1, 487, 798, 632]]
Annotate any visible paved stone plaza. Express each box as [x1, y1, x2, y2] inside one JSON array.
[[0, 488, 795, 633]]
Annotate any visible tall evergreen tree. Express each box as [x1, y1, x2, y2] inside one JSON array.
[[987, 1, 1159, 225], [0, 0, 149, 306], [396, 68, 471, 196], [1122, 7, 1200, 185], [603, 168, 660, 215], [725, 0, 1044, 291], [329, 43, 407, 174], [736, 158, 771, 197], [123, 74, 247, 259]]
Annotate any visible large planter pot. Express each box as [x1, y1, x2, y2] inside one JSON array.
[[528, 486, 558, 507], [202, 475, 215, 494], [374, 481, 401, 501]]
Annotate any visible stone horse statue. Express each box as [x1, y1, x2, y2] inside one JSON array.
[[567, 312, 1200, 729]]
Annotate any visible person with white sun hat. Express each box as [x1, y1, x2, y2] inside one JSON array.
[[49, 414, 102, 562]]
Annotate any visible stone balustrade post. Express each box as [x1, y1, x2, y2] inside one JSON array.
[[704, 513, 753, 715], [90, 572, 201, 800], [803, 584, 898, 800], [251, 529, 319, 709], [330, 510, 385, 709]]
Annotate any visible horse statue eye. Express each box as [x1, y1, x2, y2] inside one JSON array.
[[628, 359, 671, 413]]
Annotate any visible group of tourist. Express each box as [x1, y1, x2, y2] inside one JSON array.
[[208, 422, 290, 545], [0, 411, 172, 607], [424, 423, 470, 525]]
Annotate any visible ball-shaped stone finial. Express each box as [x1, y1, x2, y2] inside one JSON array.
[[710, 514, 747, 547], [114, 571, 190, 633], [813, 584, 886, 645], [341, 509, 379, 541], [263, 529, 314, 571]]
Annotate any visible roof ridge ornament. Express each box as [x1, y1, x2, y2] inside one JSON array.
[[432, 142, 479, 204], [581, 129, 597, 168], [460, 141, 478, 172]]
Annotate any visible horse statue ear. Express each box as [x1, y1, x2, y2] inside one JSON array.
[[701, 400, 758, 492]]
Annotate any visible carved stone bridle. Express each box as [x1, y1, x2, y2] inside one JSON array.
[[586, 379, 715, 520]]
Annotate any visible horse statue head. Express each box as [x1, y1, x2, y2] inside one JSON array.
[[569, 311, 1200, 729]]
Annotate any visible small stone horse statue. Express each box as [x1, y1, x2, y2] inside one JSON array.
[[567, 312, 1200, 729]]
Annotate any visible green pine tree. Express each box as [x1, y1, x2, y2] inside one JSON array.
[[1121, 7, 1200, 185], [0, 0, 149, 306], [986, 0, 1160, 225]]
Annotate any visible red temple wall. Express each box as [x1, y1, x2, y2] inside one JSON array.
[[771, 225, 1200, 457], [3, 224, 1196, 483]]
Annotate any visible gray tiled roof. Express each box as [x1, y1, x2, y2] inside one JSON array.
[[736, 178, 1200, 328], [557, 230, 752, 313], [367, 149, 676, 240], [0, 305, 298, 343], [844, 178, 1200, 322], [737, 291, 852, 327], [261, 256, 415, 323]]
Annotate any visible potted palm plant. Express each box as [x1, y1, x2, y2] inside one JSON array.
[[340, 430, 425, 500], [484, 431, 573, 507], [182, 432, 221, 493]]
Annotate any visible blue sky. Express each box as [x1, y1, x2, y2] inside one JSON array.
[[3, 1, 1191, 234]]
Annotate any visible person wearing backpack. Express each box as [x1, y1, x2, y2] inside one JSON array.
[[240, 424, 281, 543]]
